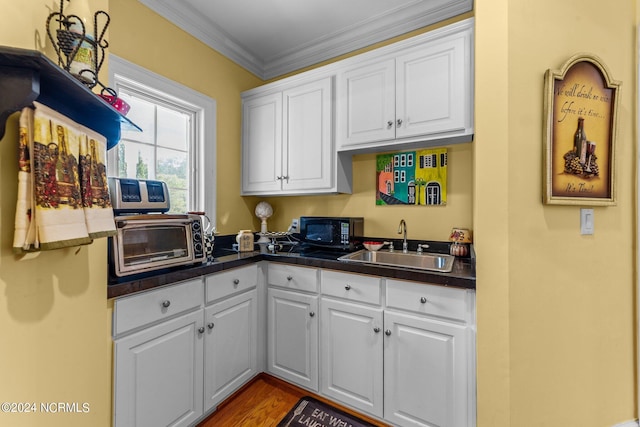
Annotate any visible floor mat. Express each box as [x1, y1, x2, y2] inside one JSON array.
[[277, 396, 376, 427]]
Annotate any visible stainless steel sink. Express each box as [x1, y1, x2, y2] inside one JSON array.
[[338, 249, 454, 273]]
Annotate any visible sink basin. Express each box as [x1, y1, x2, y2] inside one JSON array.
[[338, 249, 454, 273]]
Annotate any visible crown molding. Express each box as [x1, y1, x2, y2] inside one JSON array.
[[262, 0, 472, 79], [138, 0, 472, 80]]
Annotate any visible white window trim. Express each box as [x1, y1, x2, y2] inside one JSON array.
[[107, 54, 216, 223]]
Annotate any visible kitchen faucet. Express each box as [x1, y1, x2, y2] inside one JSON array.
[[397, 219, 408, 253]]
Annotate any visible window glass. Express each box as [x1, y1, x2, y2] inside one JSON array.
[[120, 95, 155, 144], [113, 92, 191, 214], [157, 106, 189, 151], [108, 55, 216, 220]]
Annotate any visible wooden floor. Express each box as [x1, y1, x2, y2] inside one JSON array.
[[197, 373, 390, 427]]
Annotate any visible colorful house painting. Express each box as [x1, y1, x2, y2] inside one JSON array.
[[376, 148, 447, 205]]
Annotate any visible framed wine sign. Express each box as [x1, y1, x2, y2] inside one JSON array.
[[543, 53, 620, 205]]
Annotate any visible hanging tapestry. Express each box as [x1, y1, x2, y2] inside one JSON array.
[[13, 101, 116, 253]]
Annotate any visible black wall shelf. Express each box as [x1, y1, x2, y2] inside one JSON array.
[[0, 45, 140, 149]]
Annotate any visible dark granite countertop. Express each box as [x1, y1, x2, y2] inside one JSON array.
[[107, 246, 476, 299]]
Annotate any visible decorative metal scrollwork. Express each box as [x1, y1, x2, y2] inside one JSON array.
[[46, 0, 113, 94]]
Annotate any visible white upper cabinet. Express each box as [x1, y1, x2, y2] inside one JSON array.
[[338, 59, 396, 145], [242, 76, 352, 196], [396, 35, 468, 138], [240, 18, 473, 195], [242, 92, 283, 194], [282, 78, 333, 192], [336, 18, 474, 152]]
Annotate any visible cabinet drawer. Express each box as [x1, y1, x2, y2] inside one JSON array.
[[267, 263, 318, 293], [386, 279, 468, 322], [205, 264, 258, 304], [113, 278, 203, 336], [321, 270, 381, 305]]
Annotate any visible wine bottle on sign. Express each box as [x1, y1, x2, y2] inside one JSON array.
[[574, 117, 589, 166]]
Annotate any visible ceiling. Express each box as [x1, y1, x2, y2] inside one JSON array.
[[138, 0, 472, 80]]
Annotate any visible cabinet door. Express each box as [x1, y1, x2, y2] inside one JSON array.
[[384, 311, 469, 427], [203, 289, 258, 412], [395, 33, 468, 139], [282, 77, 333, 191], [114, 310, 204, 427], [337, 58, 395, 147], [241, 92, 283, 193], [267, 287, 319, 391], [320, 298, 383, 417]]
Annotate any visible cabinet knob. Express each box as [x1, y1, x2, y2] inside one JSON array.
[[309, 311, 315, 317], [396, 118, 403, 127], [345, 284, 351, 291], [385, 329, 392, 336], [161, 300, 171, 308], [387, 120, 393, 128], [233, 279, 240, 286], [287, 275, 293, 281], [420, 297, 428, 304], [198, 327, 205, 334], [374, 327, 381, 333], [207, 322, 215, 329], [276, 176, 283, 180]]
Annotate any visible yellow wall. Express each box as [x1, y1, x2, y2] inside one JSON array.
[[255, 143, 473, 241], [107, 0, 263, 234], [476, 1, 637, 427], [0, 4, 113, 427], [0, 1, 636, 427]]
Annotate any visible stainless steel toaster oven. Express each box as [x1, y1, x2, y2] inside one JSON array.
[[110, 214, 205, 277]]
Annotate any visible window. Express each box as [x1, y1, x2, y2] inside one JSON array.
[[419, 154, 437, 169], [107, 55, 216, 219]]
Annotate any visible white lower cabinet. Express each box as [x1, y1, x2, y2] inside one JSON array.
[[267, 287, 319, 391], [266, 262, 319, 390], [113, 265, 259, 427], [203, 265, 259, 411], [384, 311, 469, 427], [114, 299, 204, 427], [203, 289, 258, 412], [113, 263, 475, 427], [320, 298, 383, 417], [319, 270, 475, 427]]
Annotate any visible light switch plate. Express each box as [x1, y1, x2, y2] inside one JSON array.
[[580, 208, 594, 235]]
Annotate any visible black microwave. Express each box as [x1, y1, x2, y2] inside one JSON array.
[[299, 217, 364, 250]]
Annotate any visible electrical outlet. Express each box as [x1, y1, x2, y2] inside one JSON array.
[[290, 218, 299, 233]]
